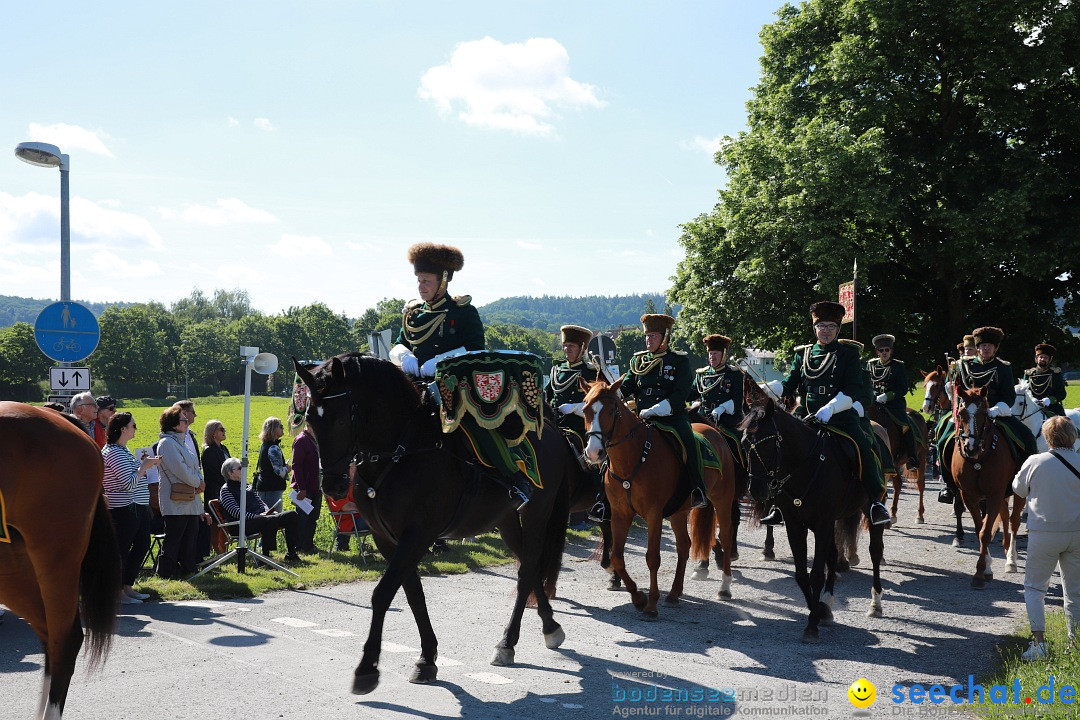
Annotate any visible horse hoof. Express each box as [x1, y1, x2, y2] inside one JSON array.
[[691, 568, 708, 581], [819, 605, 833, 625], [664, 594, 680, 606], [718, 589, 732, 600], [762, 551, 776, 561], [802, 629, 820, 644], [984, 572, 993, 581], [916, 516, 925, 525], [952, 538, 963, 548], [642, 609, 659, 621], [848, 554, 861, 567], [890, 515, 898, 525], [866, 607, 883, 618], [971, 577, 986, 590], [632, 592, 648, 610], [607, 575, 623, 591], [490, 647, 515, 666], [352, 670, 380, 695], [728, 551, 739, 563], [544, 626, 566, 649], [836, 560, 850, 573], [409, 661, 438, 684], [1005, 563, 1018, 574]]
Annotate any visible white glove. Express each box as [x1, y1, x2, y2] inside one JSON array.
[[558, 402, 585, 417], [639, 399, 672, 420], [814, 392, 853, 424], [852, 401, 865, 418], [876, 393, 888, 404], [945, 381, 954, 400], [389, 344, 419, 376], [710, 400, 734, 422], [763, 380, 784, 399], [419, 346, 468, 378], [988, 402, 1012, 419], [1037, 397, 1052, 408]]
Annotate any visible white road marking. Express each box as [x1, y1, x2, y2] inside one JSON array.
[[311, 628, 355, 637], [562, 703, 584, 709], [271, 617, 319, 628], [439, 657, 464, 666], [466, 672, 513, 684], [382, 642, 418, 653], [171, 600, 251, 613]]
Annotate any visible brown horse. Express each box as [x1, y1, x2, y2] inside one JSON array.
[[949, 387, 1025, 588], [581, 377, 738, 616], [0, 402, 120, 719], [867, 404, 929, 524]]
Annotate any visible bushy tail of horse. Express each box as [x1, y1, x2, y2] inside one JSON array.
[[80, 494, 121, 668], [539, 474, 571, 599], [689, 504, 716, 564], [834, 512, 861, 566]]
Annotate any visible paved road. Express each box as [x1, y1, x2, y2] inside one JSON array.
[[1, 484, 1047, 719]]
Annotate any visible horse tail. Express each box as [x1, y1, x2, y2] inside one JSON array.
[[80, 494, 121, 668], [834, 512, 861, 563], [539, 476, 570, 599], [689, 504, 717, 563]]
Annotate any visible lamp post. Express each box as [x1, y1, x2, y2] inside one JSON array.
[[14, 142, 71, 303]]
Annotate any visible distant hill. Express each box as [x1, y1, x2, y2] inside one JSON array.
[[0, 295, 125, 328], [478, 294, 677, 333]]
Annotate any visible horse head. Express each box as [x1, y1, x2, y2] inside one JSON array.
[[294, 353, 427, 500], [738, 388, 783, 502], [954, 385, 992, 460], [579, 375, 634, 465], [921, 366, 950, 416]]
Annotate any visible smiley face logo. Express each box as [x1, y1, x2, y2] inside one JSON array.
[[847, 678, 876, 708]]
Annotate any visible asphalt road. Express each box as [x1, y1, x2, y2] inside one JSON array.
[[1, 483, 1054, 720]]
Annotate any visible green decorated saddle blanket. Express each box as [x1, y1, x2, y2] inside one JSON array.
[[435, 351, 544, 446], [650, 421, 724, 474], [457, 422, 542, 489]]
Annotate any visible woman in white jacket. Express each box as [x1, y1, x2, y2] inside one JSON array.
[[1012, 415, 1080, 660], [156, 405, 206, 578]]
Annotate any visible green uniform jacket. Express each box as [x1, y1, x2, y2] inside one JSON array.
[[395, 294, 484, 365], [956, 356, 1016, 407], [545, 359, 598, 439], [867, 357, 910, 424], [688, 364, 745, 430], [1023, 366, 1067, 418], [622, 350, 692, 415]]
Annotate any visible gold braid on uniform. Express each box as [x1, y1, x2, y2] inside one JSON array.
[[801, 348, 836, 379], [1027, 372, 1052, 396], [958, 361, 997, 388], [630, 352, 666, 376], [549, 364, 585, 394], [403, 307, 448, 346], [868, 362, 889, 383], [695, 372, 725, 394]]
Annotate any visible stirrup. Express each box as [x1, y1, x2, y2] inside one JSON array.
[[511, 489, 530, 512], [869, 502, 891, 526], [760, 506, 784, 526], [937, 487, 954, 504], [690, 488, 709, 509], [587, 501, 609, 523]]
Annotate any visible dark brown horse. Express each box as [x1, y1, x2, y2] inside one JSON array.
[[581, 377, 738, 616], [922, 366, 971, 543], [0, 402, 120, 719], [294, 354, 574, 694], [949, 387, 1025, 588], [866, 403, 929, 524]]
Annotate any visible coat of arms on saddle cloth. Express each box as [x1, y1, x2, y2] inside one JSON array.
[[473, 371, 504, 403]]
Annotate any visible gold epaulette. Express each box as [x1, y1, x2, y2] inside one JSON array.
[[632, 349, 650, 357], [998, 359, 1011, 366], [404, 299, 423, 312], [670, 350, 687, 356], [838, 339, 864, 350], [696, 366, 709, 374], [1053, 367, 1062, 374], [452, 295, 473, 306], [794, 344, 812, 352]]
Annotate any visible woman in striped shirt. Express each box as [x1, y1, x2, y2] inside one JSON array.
[[102, 412, 161, 604]]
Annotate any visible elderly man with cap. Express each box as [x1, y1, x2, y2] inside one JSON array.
[[868, 335, 922, 471], [388, 242, 532, 510], [92, 395, 117, 449], [935, 327, 1039, 496], [616, 313, 709, 510], [1024, 343, 1067, 419], [688, 334, 745, 464], [763, 301, 890, 526]]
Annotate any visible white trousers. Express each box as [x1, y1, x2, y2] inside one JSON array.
[[1024, 529, 1080, 636]]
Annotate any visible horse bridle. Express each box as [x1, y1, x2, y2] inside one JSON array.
[[584, 396, 641, 452], [584, 393, 653, 501], [742, 416, 791, 498], [955, 396, 996, 461]]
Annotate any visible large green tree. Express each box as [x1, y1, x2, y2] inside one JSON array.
[[0, 322, 51, 400], [672, 0, 1080, 368]]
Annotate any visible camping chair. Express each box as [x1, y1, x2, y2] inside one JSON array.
[[208, 498, 262, 555], [326, 509, 373, 566]]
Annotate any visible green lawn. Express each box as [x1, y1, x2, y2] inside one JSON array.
[[904, 381, 1080, 415]]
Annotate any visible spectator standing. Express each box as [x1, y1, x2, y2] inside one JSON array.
[[290, 421, 320, 554], [1012, 415, 1080, 660], [68, 392, 97, 438], [255, 416, 290, 512], [219, 458, 301, 563], [172, 400, 202, 464], [92, 395, 117, 449], [156, 406, 206, 578], [199, 419, 231, 557], [102, 412, 160, 604]]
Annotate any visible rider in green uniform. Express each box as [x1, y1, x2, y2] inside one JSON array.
[[688, 334, 745, 466], [619, 313, 709, 510], [1024, 343, 1067, 419], [935, 326, 1039, 496], [868, 333, 922, 471], [389, 242, 532, 510], [762, 301, 891, 527]]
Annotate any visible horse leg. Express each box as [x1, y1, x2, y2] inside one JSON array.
[[889, 472, 901, 524], [1000, 500, 1017, 573], [783, 524, 819, 642], [665, 510, 691, 607], [819, 540, 837, 626], [916, 451, 927, 524], [609, 512, 643, 609], [601, 521, 621, 591], [763, 525, 776, 560], [867, 521, 885, 618], [531, 579, 566, 649], [641, 512, 665, 618], [713, 495, 737, 599], [1007, 496, 1026, 573], [953, 495, 966, 548], [716, 498, 741, 566], [398, 571, 439, 682], [962, 493, 990, 589]]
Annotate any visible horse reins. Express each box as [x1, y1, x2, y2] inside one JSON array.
[[586, 395, 654, 513]]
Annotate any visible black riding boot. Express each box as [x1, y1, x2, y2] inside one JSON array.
[[508, 472, 533, 511], [760, 505, 784, 526], [588, 491, 609, 523], [868, 501, 891, 526]]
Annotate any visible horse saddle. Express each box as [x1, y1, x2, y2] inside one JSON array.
[[648, 421, 723, 472], [819, 424, 862, 478]]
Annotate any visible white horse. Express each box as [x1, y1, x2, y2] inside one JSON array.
[[1012, 380, 1080, 452]]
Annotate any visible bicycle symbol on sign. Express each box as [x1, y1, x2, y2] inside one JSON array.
[[52, 337, 82, 353]]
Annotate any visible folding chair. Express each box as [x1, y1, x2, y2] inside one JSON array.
[[327, 510, 373, 566], [208, 498, 262, 554]]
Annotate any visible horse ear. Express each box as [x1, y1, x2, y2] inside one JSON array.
[[331, 357, 346, 383], [935, 364, 945, 374], [293, 357, 316, 389], [578, 376, 593, 393], [920, 369, 929, 379], [610, 375, 624, 394]]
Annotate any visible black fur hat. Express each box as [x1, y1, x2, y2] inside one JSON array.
[[810, 301, 845, 325], [972, 326, 1004, 347], [407, 243, 465, 280]]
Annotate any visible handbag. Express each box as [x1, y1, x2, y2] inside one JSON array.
[[170, 483, 196, 502]]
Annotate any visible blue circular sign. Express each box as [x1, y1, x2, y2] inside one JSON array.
[[34, 302, 100, 363]]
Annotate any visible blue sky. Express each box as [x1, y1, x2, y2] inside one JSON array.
[[1, 1, 787, 318]]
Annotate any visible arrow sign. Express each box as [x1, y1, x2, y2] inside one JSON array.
[[50, 367, 91, 392]]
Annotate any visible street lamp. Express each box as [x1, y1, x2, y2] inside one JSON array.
[[14, 141, 71, 302]]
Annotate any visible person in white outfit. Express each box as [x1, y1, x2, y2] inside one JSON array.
[[1011, 415, 1080, 660]]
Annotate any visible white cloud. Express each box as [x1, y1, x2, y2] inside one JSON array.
[[685, 135, 724, 156], [418, 36, 604, 136], [157, 198, 278, 225], [27, 122, 114, 158], [272, 233, 332, 257], [89, 249, 163, 277], [215, 262, 264, 286], [227, 116, 241, 127], [253, 118, 275, 131], [74, 197, 165, 248], [516, 240, 542, 250], [0, 191, 163, 250]]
